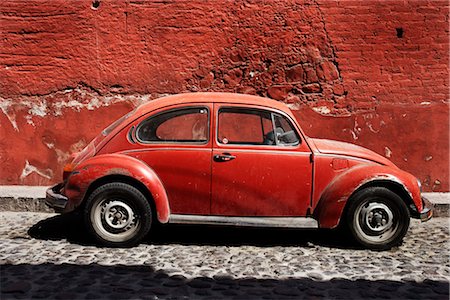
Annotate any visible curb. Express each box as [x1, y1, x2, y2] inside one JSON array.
[[0, 186, 448, 217], [0, 186, 52, 213], [422, 193, 450, 218]]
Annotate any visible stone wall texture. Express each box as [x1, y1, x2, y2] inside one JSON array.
[[0, 0, 448, 191]]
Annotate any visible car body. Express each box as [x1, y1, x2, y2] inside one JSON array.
[[46, 92, 432, 249]]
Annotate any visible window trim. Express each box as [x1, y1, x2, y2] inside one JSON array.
[[272, 113, 301, 147], [102, 108, 137, 137], [135, 106, 210, 145], [216, 106, 301, 148]]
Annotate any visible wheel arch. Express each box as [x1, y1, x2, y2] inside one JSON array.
[[83, 174, 158, 222], [64, 153, 170, 223], [346, 179, 415, 215], [313, 164, 420, 229]]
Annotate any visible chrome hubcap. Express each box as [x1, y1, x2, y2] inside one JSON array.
[[91, 197, 140, 242], [363, 203, 393, 232], [103, 201, 134, 230], [355, 200, 398, 243]]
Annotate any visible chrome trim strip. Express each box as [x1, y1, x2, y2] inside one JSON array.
[[212, 148, 310, 155], [313, 152, 376, 164], [122, 148, 309, 155], [169, 215, 319, 228], [121, 148, 212, 154]]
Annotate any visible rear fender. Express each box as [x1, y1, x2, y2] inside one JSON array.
[[64, 153, 170, 223], [313, 164, 421, 228]]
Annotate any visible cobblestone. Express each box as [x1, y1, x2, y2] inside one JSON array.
[[0, 212, 449, 299]]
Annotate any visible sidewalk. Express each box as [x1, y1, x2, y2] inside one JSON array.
[[0, 185, 448, 217]]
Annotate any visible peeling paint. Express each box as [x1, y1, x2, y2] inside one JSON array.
[[362, 113, 385, 134], [49, 87, 153, 116], [25, 115, 35, 126], [349, 130, 358, 140], [28, 100, 47, 117], [286, 103, 300, 110], [53, 140, 88, 164], [55, 149, 71, 164], [367, 123, 380, 133], [312, 106, 331, 115], [45, 142, 55, 149], [70, 140, 87, 153], [341, 117, 363, 140], [0, 99, 19, 131], [20, 160, 53, 180], [347, 118, 362, 140], [384, 146, 392, 158], [0, 85, 157, 130]]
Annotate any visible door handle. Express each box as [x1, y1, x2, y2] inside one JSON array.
[[214, 153, 236, 162]]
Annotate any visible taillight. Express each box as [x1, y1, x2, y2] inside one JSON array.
[[63, 163, 76, 180]]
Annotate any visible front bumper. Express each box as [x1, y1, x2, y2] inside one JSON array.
[[45, 183, 68, 213], [411, 196, 433, 222]]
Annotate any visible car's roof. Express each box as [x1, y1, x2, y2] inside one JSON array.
[[134, 92, 291, 116]]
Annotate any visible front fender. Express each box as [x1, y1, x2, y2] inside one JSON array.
[[313, 164, 421, 229], [64, 153, 170, 223]]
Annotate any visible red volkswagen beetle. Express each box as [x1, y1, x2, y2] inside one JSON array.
[[46, 93, 432, 249]]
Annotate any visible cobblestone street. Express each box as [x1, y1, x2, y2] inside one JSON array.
[[0, 212, 449, 299]]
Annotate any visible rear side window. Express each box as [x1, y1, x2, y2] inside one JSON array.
[[137, 107, 209, 143]]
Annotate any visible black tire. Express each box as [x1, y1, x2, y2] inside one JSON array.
[[345, 187, 410, 250], [83, 182, 152, 247]]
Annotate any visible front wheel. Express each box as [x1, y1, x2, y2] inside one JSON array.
[[84, 182, 152, 247], [345, 187, 410, 250]]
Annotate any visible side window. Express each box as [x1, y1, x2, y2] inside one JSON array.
[[137, 107, 209, 143], [273, 114, 300, 146], [218, 108, 274, 145]]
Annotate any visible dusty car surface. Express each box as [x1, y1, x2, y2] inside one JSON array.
[[46, 92, 432, 249]]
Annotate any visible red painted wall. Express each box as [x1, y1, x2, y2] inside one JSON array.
[[0, 0, 448, 191]]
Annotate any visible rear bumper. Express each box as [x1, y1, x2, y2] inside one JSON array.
[[411, 197, 433, 222], [45, 183, 68, 213]]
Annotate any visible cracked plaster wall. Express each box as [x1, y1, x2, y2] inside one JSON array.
[[0, 0, 448, 191]]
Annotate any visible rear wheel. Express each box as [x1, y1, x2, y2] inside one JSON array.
[[346, 187, 410, 250], [84, 182, 152, 247]]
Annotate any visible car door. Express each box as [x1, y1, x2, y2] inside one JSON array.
[[126, 104, 212, 215], [211, 104, 312, 216]]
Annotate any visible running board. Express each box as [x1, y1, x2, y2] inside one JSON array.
[[169, 215, 319, 228]]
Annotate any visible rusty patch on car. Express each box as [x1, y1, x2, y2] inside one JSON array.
[[105, 168, 132, 176]]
